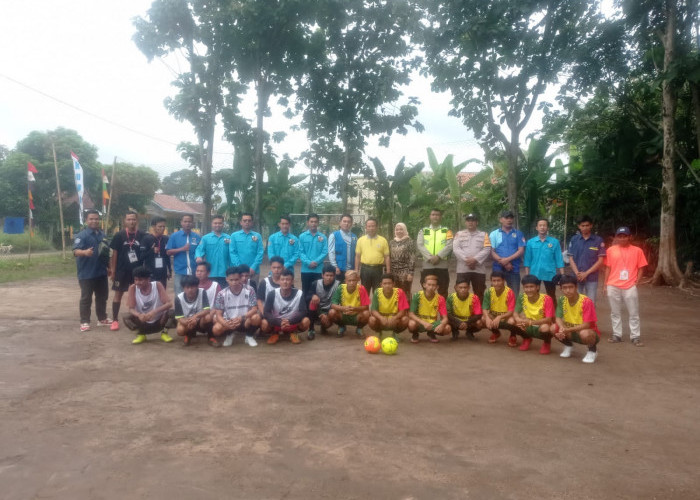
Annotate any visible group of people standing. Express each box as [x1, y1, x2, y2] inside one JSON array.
[[73, 207, 648, 363]]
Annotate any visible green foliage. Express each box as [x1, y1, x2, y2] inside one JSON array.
[[108, 162, 161, 221], [161, 167, 203, 202], [0, 128, 100, 229], [0, 254, 74, 284], [0, 230, 54, 252], [369, 156, 424, 235]]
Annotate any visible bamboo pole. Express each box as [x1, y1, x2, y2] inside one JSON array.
[[51, 139, 67, 260]]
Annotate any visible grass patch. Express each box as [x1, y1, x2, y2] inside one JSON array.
[[0, 254, 76, 284], [0, 231, 54, 252]]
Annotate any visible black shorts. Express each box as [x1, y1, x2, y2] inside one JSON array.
[[112, 268, 134, 292]]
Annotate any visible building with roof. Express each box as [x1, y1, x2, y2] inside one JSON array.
[[146, 193, 204, 232]]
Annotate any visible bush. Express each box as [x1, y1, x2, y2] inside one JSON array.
[[0, 230, 55, 252]]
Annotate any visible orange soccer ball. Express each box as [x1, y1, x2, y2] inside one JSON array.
[[364, 336, 381, 354]]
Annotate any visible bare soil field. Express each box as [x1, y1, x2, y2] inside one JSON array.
[[1, 270, 699, 499]]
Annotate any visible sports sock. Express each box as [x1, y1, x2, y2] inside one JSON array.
[[112, 301, 121, 320], [589, 345, 597, 352]]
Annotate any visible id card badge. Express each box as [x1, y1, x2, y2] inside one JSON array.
[[155, 257, 164, 269], [619, 269, 629, 281], [128, 250, 138, 264]]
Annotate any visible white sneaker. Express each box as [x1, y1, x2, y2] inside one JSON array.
[[223, 333, 234, 347], [560, 345, 574, 358], [582, 350, 597, 363], [245, 335, 258, 347]]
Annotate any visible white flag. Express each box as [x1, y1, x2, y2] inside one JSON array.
[[71, 152, 84, 224]]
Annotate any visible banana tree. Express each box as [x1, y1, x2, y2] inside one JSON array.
[[370, 156, 424, 235]]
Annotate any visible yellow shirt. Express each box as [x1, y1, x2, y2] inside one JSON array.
[[356, 235, 389, 265]]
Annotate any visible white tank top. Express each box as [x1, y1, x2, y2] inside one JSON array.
[[135, 281, 163, 323], [202, 281, 219, 308], [271, 288, 303, 321], [219, 287, 252, 320], [177, 289, 206, 318]]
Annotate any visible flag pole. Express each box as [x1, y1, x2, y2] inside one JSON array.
[[106, 156, 116, 233], [27, 198, 32, 263], [51, 139, 67, 260]]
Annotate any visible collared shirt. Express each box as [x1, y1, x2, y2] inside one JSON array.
[[489, 227, 526, 272], [267, 231, 300, 270], [453, 229, 492, 274], [195, 232, 230, 278], [73, 228, 108, 280], [328, 229, 356, 271], [166, 229, 201, 275], [229, 229, 264, 273], [523, 235, 565, 281], [299, 230, 328, 274], [356, 234, 389, 265], [567, 233, 606, 282]]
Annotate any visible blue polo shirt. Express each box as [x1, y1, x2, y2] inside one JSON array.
[[165, 230, 201, 275], [72, 228, 108, 280], [195, 232, 230, 278], [267, 231, 300, 270], [567, 233, 606, 282], [229, 229, 264, 273], [489, 227, 527, 272], [299, 230, 328, 274], [523, 235, 565, 281]]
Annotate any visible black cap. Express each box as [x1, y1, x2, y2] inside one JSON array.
[[500, 210, 515, 218], [615, 226, 631, 235], [464, 213, 478, 220]]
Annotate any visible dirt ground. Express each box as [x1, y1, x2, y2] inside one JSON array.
[[1, 266, 700, 500]]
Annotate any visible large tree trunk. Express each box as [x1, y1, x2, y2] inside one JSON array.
[[691, 81, 700, 156], [340, 145, 351, 214], [652, 0, 684, 286], [199, 131, 214, 230], [506, 131, 520, 227], [253, 74, 266, 232]]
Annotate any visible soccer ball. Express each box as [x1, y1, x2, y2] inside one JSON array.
[[381, 337, 398, 355], [364, 336, 381, 353]]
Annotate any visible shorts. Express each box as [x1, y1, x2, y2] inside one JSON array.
[[414, 319, 441, 333], [112, 268, 134, 292], [525, 325, 549, 340], [448, 316, 479, 331], [570, 329, 600, 345], [273, 323, 301, 333], [340, 314, 359, 326]]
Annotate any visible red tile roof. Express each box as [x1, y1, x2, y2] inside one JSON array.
[[152, 194, 202, 214]]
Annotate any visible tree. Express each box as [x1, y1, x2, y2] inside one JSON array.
[[370, 156, 424, 235], [3, 128, 101, 229], [108, 162, 161, 223], [620, 0, 699, 285], [297, 0, 423, 212], [161, 168, 203, 202], [134, 0, 240, 229], [418, 0, 622, 224]]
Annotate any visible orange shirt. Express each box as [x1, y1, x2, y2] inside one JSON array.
[[604, 244, 647, 289]]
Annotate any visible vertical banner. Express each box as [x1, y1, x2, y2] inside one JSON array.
[[27, 161, 38, 236], [71, 152, 84, 224]]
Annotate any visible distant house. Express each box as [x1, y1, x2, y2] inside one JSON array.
[[147, 194, 204, 233]]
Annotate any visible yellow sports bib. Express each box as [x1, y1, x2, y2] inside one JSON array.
[[488, 286, 511, 314], [377, 288, 398, 315], [522, 294, 546, 320], [417, 291, 439, 320], [562, 295, 584, 325], [449, 293, 474, 319], [341, 284, 361, 307]]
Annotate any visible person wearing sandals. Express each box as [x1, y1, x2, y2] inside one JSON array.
[[212, 266, 261, 348], [552, 274, 600, 363], [602, 227, 648, 347], [481, 271, 518, 347], [389, 223, 417, 298], [511, 274, 556, 354], [408, 274, 451, 343]]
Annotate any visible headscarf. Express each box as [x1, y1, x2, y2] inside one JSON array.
[[394, 222, 410, 242]]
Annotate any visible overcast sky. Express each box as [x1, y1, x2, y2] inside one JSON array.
[[0, 1, 488, 183]]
